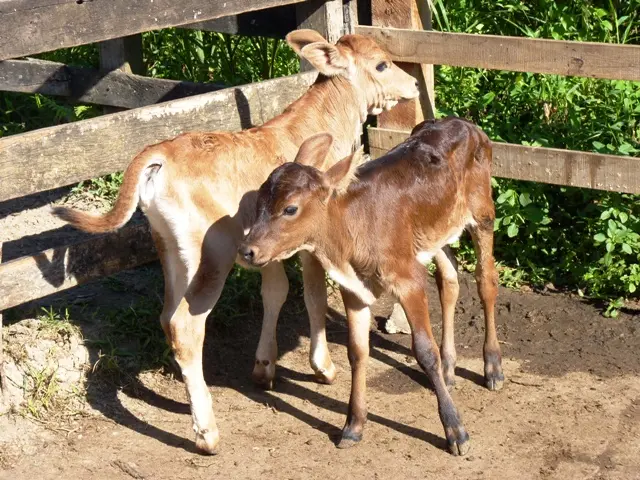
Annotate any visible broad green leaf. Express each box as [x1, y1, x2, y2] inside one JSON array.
[[519, 192, 532, 206]]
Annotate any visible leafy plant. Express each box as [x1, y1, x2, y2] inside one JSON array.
[[431, 0, 640, 315]]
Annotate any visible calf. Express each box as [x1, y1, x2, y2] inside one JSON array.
[[53, 29, 419, 453], [240, 117, 505, 455]]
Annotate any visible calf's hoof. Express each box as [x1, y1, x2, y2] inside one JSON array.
[[252, 359, 276, 390], [446, 426, 470, 456], [195, 428, 220, 455], [485, 374, 504, 391], [313, 361, 337, 385], [336, 430, 363, 449], [484, 352, 504, 391]]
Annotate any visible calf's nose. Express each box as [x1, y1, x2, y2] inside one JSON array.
[[239, 244, 257, 263]]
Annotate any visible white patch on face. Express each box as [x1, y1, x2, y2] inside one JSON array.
[[327, 264, 376, 306], [369, 106, 383, 116]]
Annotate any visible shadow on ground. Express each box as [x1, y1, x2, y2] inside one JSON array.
[[5, 257, 640, 456]]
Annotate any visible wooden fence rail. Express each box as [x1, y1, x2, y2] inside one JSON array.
[[368, 127, 640, 194], [0, 0, 307, 61], [0, 224, 155, 311], [183, 3, 297, 37], [0, 59, 225, 109], [0, 72, 317, 203], [356, 26, 640, 82]]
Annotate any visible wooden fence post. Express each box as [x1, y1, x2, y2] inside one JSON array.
[[370, 0, 434, 333], [99, 35, 145, 113], [0, 242, 5, 403], [295, 0, 344, 71], [372, 0, 435, 128]]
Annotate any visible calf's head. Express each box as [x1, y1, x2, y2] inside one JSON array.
[[240, 133, 360, 267], [286, 29, 419, 115]]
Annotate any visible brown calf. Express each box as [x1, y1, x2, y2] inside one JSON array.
[[240, 117, 505, 455], [52, 29, 419, 454]]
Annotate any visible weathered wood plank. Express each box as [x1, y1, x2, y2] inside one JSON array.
[[0, 241, 5, 398], [296, 0, 344, 71], [371, 0, 434, 130], [182, 3, 297, 38], [368, 127, 640, 194], [99, 35, 144, 76], [343, 0, 358, 35], [0, 58, 225, 109], [0, 224, 156, 311], [0, 71, 317, 202], [356, 26, 640, 82], [99, 34, 145, 114], [0, 0, 307, 60]]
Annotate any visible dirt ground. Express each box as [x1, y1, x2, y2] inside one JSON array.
[[1, 191, 640, 480]]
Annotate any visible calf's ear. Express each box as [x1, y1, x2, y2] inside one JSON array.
[[286, 30, 351, 77], [323, 146, 364, 194], [286, 29, 328, 54], [294, 132, 334, 170]]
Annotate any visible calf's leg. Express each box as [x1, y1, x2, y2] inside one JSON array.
[[337, 288, 371, 448], [470, 222, 504, 391], [252, 261, 289, 389], [157, 227, 236, 454], [300, 251, 336, 384], [395, 265, 469, 456], [434, 247, 459, 390]]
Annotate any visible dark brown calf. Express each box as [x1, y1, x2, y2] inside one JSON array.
[[240, 117, 505, 456]]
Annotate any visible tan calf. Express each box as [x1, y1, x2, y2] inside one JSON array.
[[53, 29, 419, 454], [240, 117, 505, 455]]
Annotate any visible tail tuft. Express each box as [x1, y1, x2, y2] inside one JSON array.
[[52, 146, 165, 234], [51, 206, 125, 233]]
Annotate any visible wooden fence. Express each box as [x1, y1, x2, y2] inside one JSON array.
[[0, 0, 355, 394], [0, 0, 639, 393], [358, 6, 640, 193]]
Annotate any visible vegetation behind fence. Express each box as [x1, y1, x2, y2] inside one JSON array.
[[1, 0, 639, 318]]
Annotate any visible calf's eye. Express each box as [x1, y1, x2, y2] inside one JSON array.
[[376, 62, 388, 72], [283, 205, 298, 216]]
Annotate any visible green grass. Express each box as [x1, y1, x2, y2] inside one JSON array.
[[37, 306, 82, 338]]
